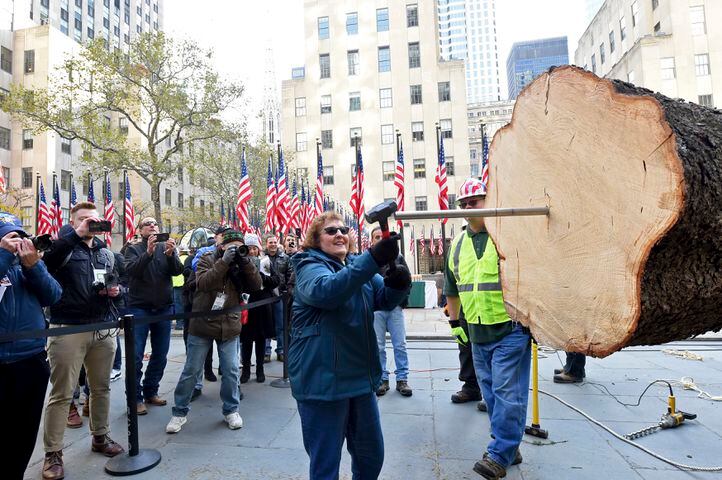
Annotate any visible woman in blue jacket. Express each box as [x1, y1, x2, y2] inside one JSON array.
[[289, 212, 411, 480]]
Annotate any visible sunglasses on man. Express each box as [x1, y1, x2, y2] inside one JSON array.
[[323, 226, 350, 235], [141, 221, 158, 227]]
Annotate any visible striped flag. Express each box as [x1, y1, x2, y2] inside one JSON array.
[[70, 180, 77, 208], [420, 225, 426, 256], [349, 146, 366, 230], [435, 134, 449, 224], [104, 180, 115, 247], [220, 202, 226, 226], [51, 177, 62, 238], [236, 147, 252, 232], [0, 170, 6, 194], [299, 181, 307, 240], [37, 181, 53, 236], [87, 176, 95, 203], [290, 177, 300, 232], [481, 130, 490, 188], [394, 137, 405, 228], [314, 145, 324, 217], [264, 157, 276, 233], [429, 225, 436, 256], [409, 226, 415, 257], [276, 149, 290, 233], [124, 175, 135, 243], [437, 226, 444, 255]]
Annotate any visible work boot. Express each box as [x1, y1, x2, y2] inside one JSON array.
[[396, 380, 413, 397], [191, 388, 202, 402], [553, 372, 584, 383], [512, 450, 523, 466], [91, 434, 125, 457], [553, 368, 564, 375], [264, 354, 272, 363], [204, 368, 218, 382], [473, 452, 507, 479], [256, 364, 265, 383], [376, 380, 390, 397], [136, 402, 148, 415], [82, 397, 90, 417], [451, 389, 482, 404], [145, 396, 167, 406], [240, 365, 251, 384], [67, 403, 82, 429], [42, 451, 64, 480], [477, 399, 488, 412]]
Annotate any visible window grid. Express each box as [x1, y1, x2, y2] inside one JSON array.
[[406, 4, 418, 27], [323, 166, 334, 185], [347, 50, 359, 76], [410, 84, 422, 104], [413, 158, 426, 179], [383, 161, 394, 181], [690, 6, 706, 35], [440, 119, 453, 139], [695, 54, 710, 76], [349, 92, 361, 111], [412, 122, 424, 141], [321, 130, 333, 149], [319, 54, 330, 79], [376, 8, 389, 32], [321, 95, 332, 114], [438, 82, 451, 102], [414, 196, 427, 211], [350, 128, 362, 147], [318, 17, 329, 39], [379, 88, 392, 108], [295, 97, 306, 117], [296, 132, 307, 152], [408, 42, 420, 68], [346, 12, 358, 35], [378, 46, 391, 72], [381, 124, 394, 145], [660, 57, 676, 80], [698, 94, 713, 108]]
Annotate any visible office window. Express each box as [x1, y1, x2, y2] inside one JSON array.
[[690, 6, 706, 35], [660, 57, 675, 80], [407, 4, 418, 27], [189, 196, 195, 210], [165, 188, 171, 206], [296, 132, 307, 152], [609, 31, 615, 53], [413, 158, 425, 178], [320, 94, 332, 114], [591, 53, 597, 73], [295, 97, 306, 116], [346, 12, 358, 35], [199, 199, 205, 214], [1, 47, 12, 73], [318, 16, 329, 39], [24, 50, 35, 73], [470, 149, 477, 160], [21, 207, 33, 229], [620, 16, 627, 40], [323, 166, 334, 185], [410, 84, 422, 104], [88, 27, 94, 38], [177, 165, 184, 181], [415, 196, 427, 211], [698, 95, 713, 108], [383, 161, 394, 181], [379, 88, 392, 108], [61, 137, 72, 154], [376, 8, 389, 32], [21, 167, 33, 188], [599, 43, 605, 64], [22, 129, 34, 149], [378, 46, 391, 72], [381, 124, 394, 145], [446, 157, 455, 176], [471, 163, 480, 177], [319, 54, 330, 79], [119, 117, 128, 134], [438, 81, 451, 101], [412, 122, 424, 141], [695, 54, 710, 76], [440, 119, 453, 139], [652, 0, 658, 10], [347, 50, 359, 76], [61, 171, 72, 192], [408, 42, 420, 68], [349, 92, 361, 111], [449, 194, 457, 209], [321, 129, 333, 149], [631, 1, 639, 27], [350, 127, 362, 147], [177, 193, 183, 208]]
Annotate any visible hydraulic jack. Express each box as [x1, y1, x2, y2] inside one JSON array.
[[624, 394, 697, 440]]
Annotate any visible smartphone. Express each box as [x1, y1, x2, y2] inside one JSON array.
[[88, 220, 112, 233], [153, 233, 170, 242]]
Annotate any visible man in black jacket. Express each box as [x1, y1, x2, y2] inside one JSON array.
[[124, 217, 183, 415], [41, 202, 124, 480], [263, 234, 292, 362]]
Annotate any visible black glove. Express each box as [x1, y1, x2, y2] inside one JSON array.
[[384, 264, 411, 291], [368, 233, 400, 267], [221, 245, 237, 264]]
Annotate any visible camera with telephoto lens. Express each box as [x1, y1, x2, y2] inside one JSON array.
[[92, 272, 119, 294], [18, 233, 53, 252]]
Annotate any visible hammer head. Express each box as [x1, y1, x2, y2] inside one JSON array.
[[365, 200, 398, 232]]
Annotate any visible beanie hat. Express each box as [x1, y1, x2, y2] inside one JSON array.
[[244, 233, 261, 249], [0, 211, 26, 239], [221, 230, 245, 245]]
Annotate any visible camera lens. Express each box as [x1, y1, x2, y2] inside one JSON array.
[[237, 245, 249, 257], [31, 234, 54, 252]]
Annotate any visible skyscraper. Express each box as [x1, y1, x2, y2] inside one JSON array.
[[437, 0, 501, 104], [506, 36, 569, 100]]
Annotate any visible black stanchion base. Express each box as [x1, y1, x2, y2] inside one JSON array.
[[105, 449, 162, 476], [270, 377, 292, 389]]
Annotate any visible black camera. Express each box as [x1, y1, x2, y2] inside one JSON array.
[[30, 234, 54, 252], [88, 220, 112, 233], [92, 272, 119, 294], [153, 233, 170, 242]]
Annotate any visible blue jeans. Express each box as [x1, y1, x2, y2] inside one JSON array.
[[129, 306, 173, 402], [297, 393, 384, 480], [471, 324, 531, 468], [172, 334, 241, 417], [265, 299, 285, 355], [373, 307, 409, 381], [172, 288, 184, 330]]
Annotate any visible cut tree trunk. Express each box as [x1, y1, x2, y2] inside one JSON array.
[[486, 65, 722, 357]]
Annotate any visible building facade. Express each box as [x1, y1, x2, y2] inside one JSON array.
[[575, 0, 720, 109], [281, 0, 470, 272], [506, 36, 569, 100], [585, 0, 605, 23], [437, 0, 501, 104], [467, 100, 513, 177]]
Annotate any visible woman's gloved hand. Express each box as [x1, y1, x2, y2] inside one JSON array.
[[368, 233, 400, 266], [384, 264, 411, 291]]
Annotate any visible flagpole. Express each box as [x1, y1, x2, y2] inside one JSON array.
[[103, 169, 109, 230], [87, 172, 92, 201], [122, 169, 128, 244], [35, 173, 40, 234], [354, 134, 362, 254], [52, 171, 57, 233], [396, 129, 405, 258], [436, 123, 447, 267], [69, 172, 73, 206]]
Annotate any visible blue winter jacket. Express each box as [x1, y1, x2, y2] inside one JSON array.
[[288, 248, 406, 401], [0, 249, 63, 363]]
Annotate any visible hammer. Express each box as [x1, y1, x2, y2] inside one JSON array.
[[365, 200, 399, 270]]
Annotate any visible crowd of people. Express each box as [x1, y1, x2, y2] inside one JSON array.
[[0, 177, 585, 480]]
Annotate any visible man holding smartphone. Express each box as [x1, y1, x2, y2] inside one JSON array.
[[124, 217, 184, 415]]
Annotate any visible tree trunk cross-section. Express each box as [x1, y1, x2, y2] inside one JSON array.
[[486, 66, 722, 357]]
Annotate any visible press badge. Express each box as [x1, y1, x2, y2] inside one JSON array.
[[93, 269, 107, 283], [212, 293, 227, 310], [0, 276, 11, 304]]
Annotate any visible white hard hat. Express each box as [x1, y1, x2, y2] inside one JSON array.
[[457, 177, 487, 202]]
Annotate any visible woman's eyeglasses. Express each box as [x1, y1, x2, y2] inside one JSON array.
[[323, 226, 350, 235], [141, 221, 158, 227]]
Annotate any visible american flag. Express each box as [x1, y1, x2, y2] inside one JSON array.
[[124, 175, 135, 243], [51, 177, 62, 238], [220, 202, 226, 226], [299, 181, 307, 240], [236, 147, 252, 232], [0, 169, 6, 194], [394, 137, 405, 228], [87, 176, 95, 203], [437, 226, 444, 255], [104, 180, 115, 247], [290, 177, 300, 232], [420, 225, 426, 256], [409, 226, 415, 257], [264, 157, 276, 233], [481, 129, 490, 188], [276, 149, 290, 233], [429, 225, 436, 256], [314, 145, 324, 217], [37, 181, 53, 236], [349, 147, 366, 230], [361, 230, 370, 252], [435, 134, 449, 224], [70, 180, 77, 208]]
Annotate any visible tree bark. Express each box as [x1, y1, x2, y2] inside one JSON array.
[[486, 66, 722, 357], [150, 179, 162, 230]]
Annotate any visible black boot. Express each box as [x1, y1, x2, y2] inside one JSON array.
[[256, 363, 265, 383], [240, 365, 251, 384]]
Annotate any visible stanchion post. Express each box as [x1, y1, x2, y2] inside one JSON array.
[[271, 295, 292, 388], [105, 314, 162, 476]]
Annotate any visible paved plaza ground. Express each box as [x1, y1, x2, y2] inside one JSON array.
[[22, 308, 722, 480]]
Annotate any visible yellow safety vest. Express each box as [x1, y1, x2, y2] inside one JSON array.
[[448, 233, 509, 326], [172, 255, 187, 288]]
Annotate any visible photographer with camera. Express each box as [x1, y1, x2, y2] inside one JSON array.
[[0, 212, 62, 480], [40, 202, 125, 479], [124, 217, 184, 415], [166, 230, 262, 434]]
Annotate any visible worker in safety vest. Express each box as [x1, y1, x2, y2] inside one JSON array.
[[443, 177, 531, 480]]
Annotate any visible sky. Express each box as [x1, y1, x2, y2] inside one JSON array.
[[165, 0, 588, 135]]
